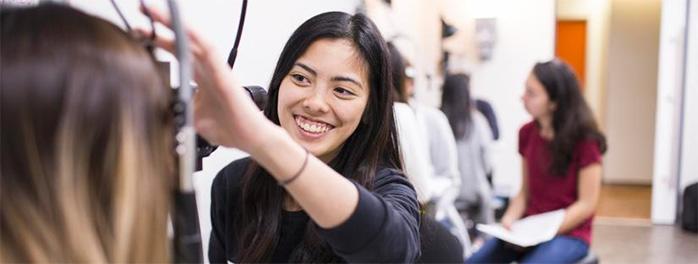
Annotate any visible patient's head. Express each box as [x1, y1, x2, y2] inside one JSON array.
[[1, 3, 173, 262]]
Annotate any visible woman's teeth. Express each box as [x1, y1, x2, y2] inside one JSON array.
[[295, 116, 332, 134]]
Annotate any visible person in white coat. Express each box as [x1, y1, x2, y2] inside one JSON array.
[[389, 43, 472, 258]]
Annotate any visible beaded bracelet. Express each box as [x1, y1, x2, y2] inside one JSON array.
[[278, 149, 309, 187]]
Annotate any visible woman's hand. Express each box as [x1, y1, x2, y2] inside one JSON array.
[[497, 161, 529, 231], [137, 5, 271, 152], [499, 214, 516, 230]]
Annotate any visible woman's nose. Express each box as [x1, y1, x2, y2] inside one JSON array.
[[302, 88, 330, 114]]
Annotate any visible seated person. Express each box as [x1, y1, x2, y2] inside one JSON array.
[[389, 42, 468, 261], [441, 73, 495, 226], [466, 59, 605, 263]]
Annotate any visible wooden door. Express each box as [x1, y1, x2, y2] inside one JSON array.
[[556, 20, 587, 90]]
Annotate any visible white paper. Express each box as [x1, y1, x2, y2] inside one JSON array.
[[476, 209, 566, 247]]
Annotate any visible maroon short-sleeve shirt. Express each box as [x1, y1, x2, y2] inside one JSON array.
[[518, 121, 602, 245]]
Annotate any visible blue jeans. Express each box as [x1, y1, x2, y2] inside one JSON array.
[[465, 236, 589, 263]]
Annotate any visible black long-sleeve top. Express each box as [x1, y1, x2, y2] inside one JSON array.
[[208, 158, 421, 263]]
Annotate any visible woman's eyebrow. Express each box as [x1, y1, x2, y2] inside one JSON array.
[[332, 76, 363, 90], [296, 62, 364, 89], [295, 63, 317, 76]]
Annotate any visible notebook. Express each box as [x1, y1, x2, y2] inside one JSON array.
[[476, 209, 566, 247]]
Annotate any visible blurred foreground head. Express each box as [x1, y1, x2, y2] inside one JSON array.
[[1, 3, 174, 262]]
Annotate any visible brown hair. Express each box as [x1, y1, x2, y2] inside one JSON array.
[[1, 4, 174, 262], [441, 73, 475, 140], [532, 59, 607, 176]]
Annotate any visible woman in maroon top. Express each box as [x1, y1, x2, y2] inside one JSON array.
[[467, 59, 606, 263]]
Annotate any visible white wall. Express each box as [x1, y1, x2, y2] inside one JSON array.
[[439, 0, 557, 196], [652, 0, 688, 224], [604, 0, 661, 184], [366, 0, 557, 196], [680, 0, 698, 192], [557, 0, 593, 18], [366, 1, 557, 198], [557, 0, 611, 130], [363, 0, 443, 106], [68, 0, 360, 260]]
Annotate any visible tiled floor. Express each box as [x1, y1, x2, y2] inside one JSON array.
[[592, 184, 697, 263], [592, 218, 698, 264]]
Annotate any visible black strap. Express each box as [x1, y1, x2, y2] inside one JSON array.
[[227, 0, 248, 69]]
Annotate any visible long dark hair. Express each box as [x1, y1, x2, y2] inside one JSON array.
[[1, 4, 173, 262], [533, 59, 607, 176], [235, 11, 402, 262], [387, 42, 408, 103], [441, 73, 474, 140]]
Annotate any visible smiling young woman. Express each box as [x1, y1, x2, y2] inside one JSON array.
[[198, 12, 420, 263], [277, 38, 370, 163]]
